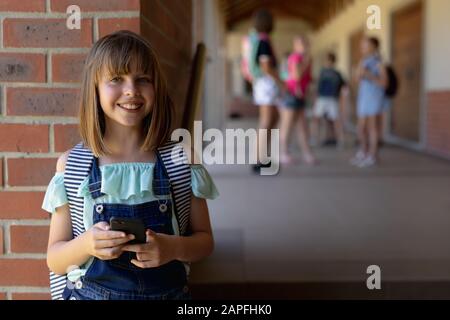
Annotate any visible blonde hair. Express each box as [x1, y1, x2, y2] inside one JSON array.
[[78, 30, 174, 157]]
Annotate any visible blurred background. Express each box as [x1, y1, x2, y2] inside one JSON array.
[[0, 0, 449, 299]]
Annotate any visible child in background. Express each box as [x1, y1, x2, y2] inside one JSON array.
[[312, 52, 346, 148], [278, 35, 316, 165], [351, 36, 387, 168], [248, 9, 283, 173]]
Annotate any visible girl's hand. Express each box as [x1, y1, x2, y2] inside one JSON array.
[[84, 221, 134, 260], [122, 229, 176, 268]]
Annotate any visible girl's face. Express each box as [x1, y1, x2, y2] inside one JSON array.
[[293, 37, 306, 54], [361, 38, 374, 56], [97, 68, 154, 129]]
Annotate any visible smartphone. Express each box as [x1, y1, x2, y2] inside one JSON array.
[[110, 217, 146, 244]]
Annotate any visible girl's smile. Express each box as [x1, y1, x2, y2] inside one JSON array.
[[116, 98, 145, 112]]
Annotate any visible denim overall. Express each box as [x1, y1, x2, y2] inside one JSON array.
[[62, 155, 190, 300]]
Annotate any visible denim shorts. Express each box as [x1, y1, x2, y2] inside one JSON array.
[[279, 92, 305, 110]]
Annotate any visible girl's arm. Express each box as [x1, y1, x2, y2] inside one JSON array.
[[46, 152, 91, 275], [47, 203, 92, 275], [364, 64, 388, 88], [47, 152, 134, 275], [171, 195, 214, 263], [295, 54, 311, 80], [260, 57, 285, 89], [354, 60, 365, 84]]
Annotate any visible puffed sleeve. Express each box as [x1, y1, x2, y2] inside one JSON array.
[[41, 172, 68, 214], [191, 164, 219, 200]]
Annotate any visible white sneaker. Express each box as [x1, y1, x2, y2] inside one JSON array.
[[357, 155, 377, 168], [349, 150, 366, 166]]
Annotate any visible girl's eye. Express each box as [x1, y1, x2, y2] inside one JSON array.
[[110, 76, 121, 83], [137, 77, 152, 83]]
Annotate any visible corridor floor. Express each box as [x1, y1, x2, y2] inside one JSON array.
[[191, 119, 450, 296], [189, 120, 450, 298]]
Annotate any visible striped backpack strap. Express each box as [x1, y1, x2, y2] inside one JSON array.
[[157, 141, 192, 236], [49, 142, 94, 300]]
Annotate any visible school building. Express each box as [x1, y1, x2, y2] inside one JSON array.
[[0, 0, 449, 299]]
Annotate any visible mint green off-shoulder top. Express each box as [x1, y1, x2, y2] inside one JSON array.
[[42, 163, 219, 232]]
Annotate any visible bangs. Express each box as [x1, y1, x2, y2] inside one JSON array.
[[94, 34, 154, 82]]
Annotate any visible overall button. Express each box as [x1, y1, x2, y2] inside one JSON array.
[[69, 296, 77, 300], [159, 203, 167, 213], [95, 204, 104, 214], [75, 280, 83, 290]]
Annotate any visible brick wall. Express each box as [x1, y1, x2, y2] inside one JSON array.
[[141, 0, 192, 127], [0, 0, 193, 300], [426, 90, 450, 159]]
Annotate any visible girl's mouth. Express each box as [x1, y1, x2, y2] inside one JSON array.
[[116, 103, 144, 111]]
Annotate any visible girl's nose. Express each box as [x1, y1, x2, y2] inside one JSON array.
[[123, 80, 140, 96]]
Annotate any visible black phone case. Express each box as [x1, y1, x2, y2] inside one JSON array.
[[110, 217, 146, 244]]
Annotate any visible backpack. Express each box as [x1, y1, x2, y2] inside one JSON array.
[[385, 65, 398, 98], [240, 29, 263, 82], [49, 141, 191, 300]]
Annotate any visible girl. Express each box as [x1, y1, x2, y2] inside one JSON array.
[[279, 35, 316, 165], [351, 36, 387, 168], [42, 30, 218, 300], [249, 9, 282, 173]]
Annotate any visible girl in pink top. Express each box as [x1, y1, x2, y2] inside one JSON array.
[[279, 36, 316, 165], [286, 51, 312, 98]]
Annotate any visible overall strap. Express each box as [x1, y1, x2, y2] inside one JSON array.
[[157, 142, 192, 236], [153, 155, 171, 196], [49, 142, 94, 300], [88, 157, 106, 199]]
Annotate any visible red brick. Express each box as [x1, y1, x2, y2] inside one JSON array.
[[3, 18, 92, 48], [7, 87, 79, 117], [0, 192, 48, 220], [0, 227, 3, 255], [52, 53, 86, 83], [0, 53, 46, 82], [0, 292, 5, 300], [0, 0, 46, 12], [54, 124, 81, 152], [11, 293, 51, 300], [427, 90, 450, 157], [7, 158, 56, 186], [98, 18, 140, 38], [0, 259, 49, 286], [0, 124, 49, 152], [50, 0, 139, 12], [10, 225, 49, 254]]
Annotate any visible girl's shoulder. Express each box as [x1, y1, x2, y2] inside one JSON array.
[[56, 150, 71, 172], [56, 142, 92, 172]]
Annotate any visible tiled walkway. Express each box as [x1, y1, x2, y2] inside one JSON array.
[[189, 119, 450, 298]]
